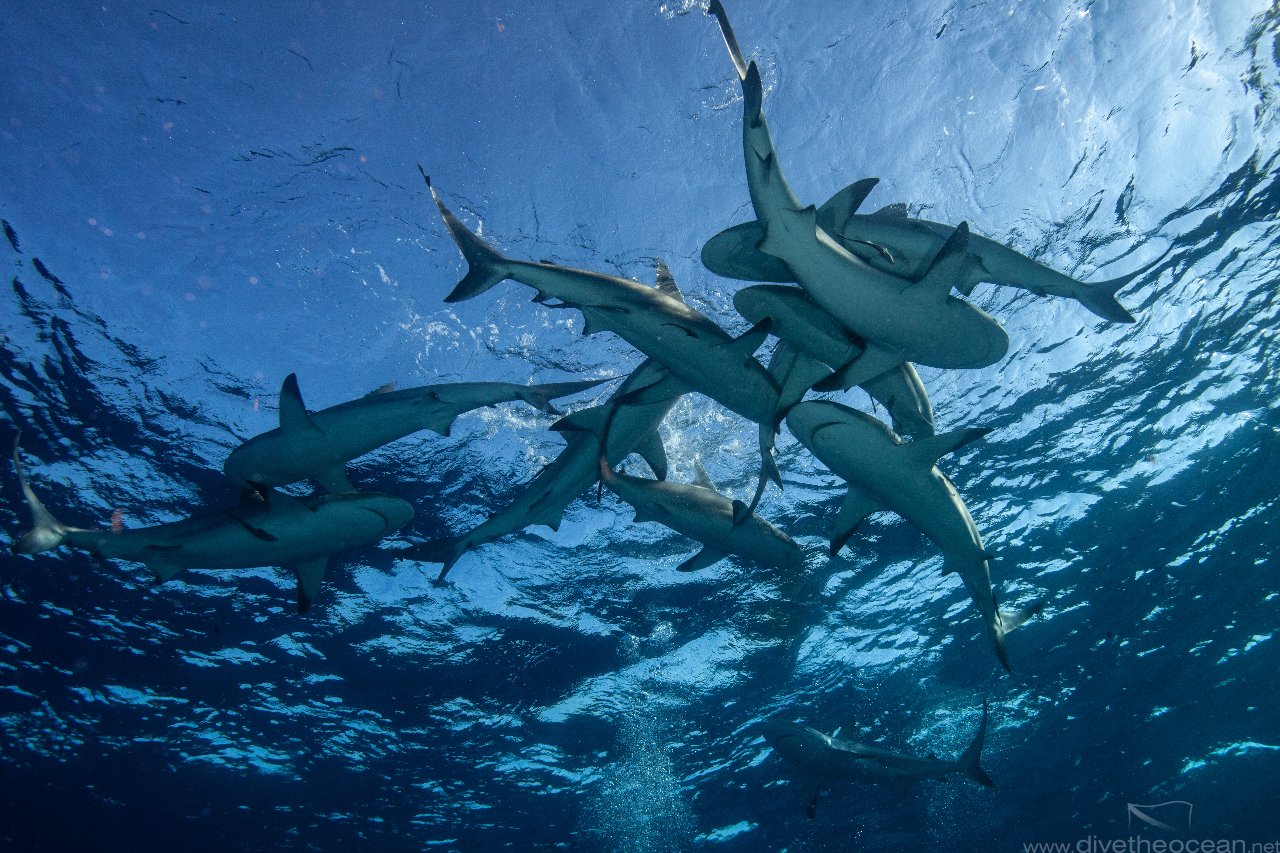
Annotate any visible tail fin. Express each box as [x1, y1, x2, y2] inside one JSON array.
[[1000, 598, 1045, 635], [1075, 274, 1138, 324], [401, 536, 469, 585], [11, 433, 72, 554], [707, 0, 749, 81], [959, 700, 995, 788], [1076, 242, 1175, 323], [517, 377, 611, 416], [420, 168, 511, 302]]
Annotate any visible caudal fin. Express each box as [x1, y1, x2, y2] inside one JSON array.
[[11, 432, 72, 554], [402, 536, 469, 585], [1000, 598, 1045, 635], [959, 700, 996, 788], [420, 167, 511, 302], [1077, 243, 1175, 323], [517, 377, 611, 416], [707, 1, 749, 81], [1075, 274, 1138, 324]]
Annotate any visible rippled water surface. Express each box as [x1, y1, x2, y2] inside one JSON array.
[[2, 1, 1279, 850]]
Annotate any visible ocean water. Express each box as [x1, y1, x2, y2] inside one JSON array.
[[1, 1, 1278, 850]]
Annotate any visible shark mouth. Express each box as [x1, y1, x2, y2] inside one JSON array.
[[363, 508, 393, 526], [809, 420, 844, 441]]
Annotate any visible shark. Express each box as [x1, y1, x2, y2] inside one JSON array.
[[223, 372, 607, 492], [575, 426, 803, 572], [785, 400, 1038, 670], [706, 1, 1009, 391], [702, 180, 1149, 324], [733, 283, 935, 438], [427, 171, 784, 519], [760, 701, 994, 815], [403, 357, 685, 583], [11, 435, 413, 612]]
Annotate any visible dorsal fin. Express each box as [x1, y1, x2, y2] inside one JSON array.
[[365, 381, 396, 397], [278, 374, 320, 433], [816, 179, 879, 235], [870, 203, 909, 219], [691, 458, 717, 492], [654, 259, 683, 302]]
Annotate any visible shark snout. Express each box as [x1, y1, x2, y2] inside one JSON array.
[[359, 497, 414, 532], [757, 718, 807, 745]]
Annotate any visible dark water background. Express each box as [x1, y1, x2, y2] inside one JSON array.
[[2, 1, 1278, 850]]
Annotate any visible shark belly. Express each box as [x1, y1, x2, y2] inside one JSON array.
[[776, 232, 1007, 370]]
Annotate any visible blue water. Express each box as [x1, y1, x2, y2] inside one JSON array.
[[2, 1, 1279, 850]]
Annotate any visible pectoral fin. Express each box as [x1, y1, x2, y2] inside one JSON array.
[[677, 546, 728, 573], [812, 342, 903, 392], [146, 557, 186, 582], [700, 221, 794, 283], [815, 179, 879, 235], [314, 464, 356, 494], [292, 557, 330, 614], [635, 432, 669, 481], [757, 205, 820, 261], [911, 221, 974, 300], [728, 317, 773, 361], [830, 487, 885, 556], [904, 427, 992, 467]]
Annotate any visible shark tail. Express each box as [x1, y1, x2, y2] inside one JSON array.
[[11, 432, 75, 554], [403, 536, 469, 585], [421, 168, 511, 303], [1075, 274, 1138, 324], [959, 700, 995, 788], [707, 0, 749, 81], [1076, 242, 1174, 323], [1000, 598, 1046, 635], [517, 377, 611, 416], [742, 61, 765, 129]]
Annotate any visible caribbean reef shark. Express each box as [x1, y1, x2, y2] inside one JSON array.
[[428, 172, 784, 520], [404, 358, 684, 583], [578, 435, 802, 573], [224, 372, 606, 492], [760, 701, 994, 816], [12, 436, 413, 612], [703, 181, 1146, 324], [734, 283, 935, 438], [706, 1, 1009, 391], [786, 401, 1038, 670]]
